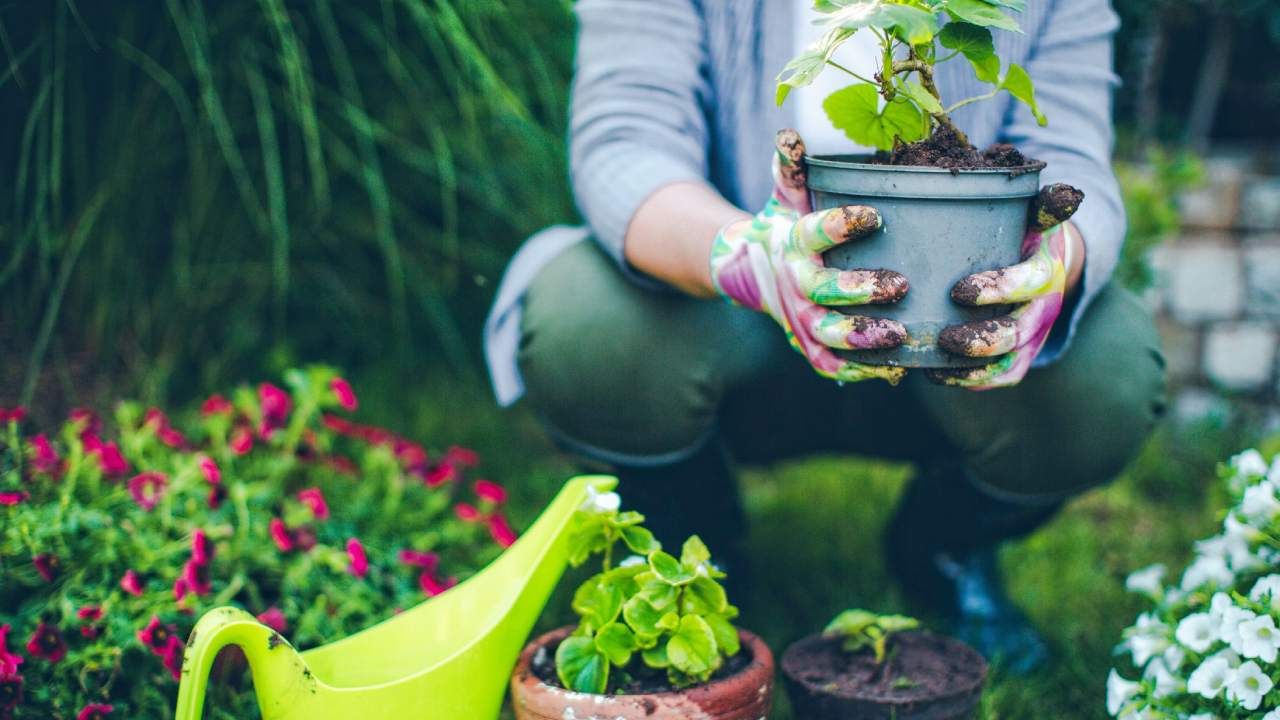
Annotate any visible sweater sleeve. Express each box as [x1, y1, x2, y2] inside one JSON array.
[[569, 0, 713, 284], [1001, 0, 1126, 365]]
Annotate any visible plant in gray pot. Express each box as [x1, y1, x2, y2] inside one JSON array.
[[782, 610, 988, 720], [777, 0, 1080, 369]]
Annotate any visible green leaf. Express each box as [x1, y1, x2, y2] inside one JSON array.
[[572, 575, 623, 627], [595, 622, 639, 666], [641, 643, 670, 669], [556, 636, 610, 694], [705, 614, 741, 657], [566, 514, 607, 567], [988, 0, 1026, 11], [667, 615, 720, 679], [938, 20, 998, 82], [613, 511, 645, 527], [897, 79, 944, 115], [822, 2, 938, 45], [1001, 63, 1047, 126], [824, 609, 880, 638], [649, 550, 696, 586], [620, 525, 660, 555], [776, 27, 855, 106], [657, 611, 680, 631], [622, 596, 666, 643], [682, 576, 729, 615], [637, 578, 679, 609], [680, 536, 711, 568], [944, 0, 1023, 32], [823, 84, 926, 151]]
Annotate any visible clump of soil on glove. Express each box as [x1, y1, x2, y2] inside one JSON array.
[[876, 125, 1045, 172], [530, 636, 754, 695]]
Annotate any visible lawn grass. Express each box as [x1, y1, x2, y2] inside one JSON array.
[[352, 366, 1259, 720]]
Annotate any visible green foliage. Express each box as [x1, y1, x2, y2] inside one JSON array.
[[557, 503, 741, 694], [778, 0, 1048, 151], [824, 609, 920, 663], [1114, 150, 1204, 291], [0, 366, 513, 719], [0, 1, 576, 403]]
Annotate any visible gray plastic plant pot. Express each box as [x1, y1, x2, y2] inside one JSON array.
[[807, 155, 1042, 369]]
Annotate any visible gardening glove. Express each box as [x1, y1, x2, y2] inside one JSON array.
[[926, 185, 1085, 390], [710, 130, 910, 384]]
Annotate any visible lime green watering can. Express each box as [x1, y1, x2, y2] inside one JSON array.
[[173, 475, 615, 720]]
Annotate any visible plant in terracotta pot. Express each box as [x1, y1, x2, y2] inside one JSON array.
[[782, 609, 988, 719], [509, 489, 774, 719], [777, 0, 1083, 370]]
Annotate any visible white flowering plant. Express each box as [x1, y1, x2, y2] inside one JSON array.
[[1110, 448, 1280, 719]]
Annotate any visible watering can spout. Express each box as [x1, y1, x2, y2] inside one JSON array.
[[173, 607, 312, 720], [175, 475, 616, 720]]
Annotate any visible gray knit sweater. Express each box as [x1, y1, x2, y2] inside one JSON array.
[[486, 0, 1125, 406]]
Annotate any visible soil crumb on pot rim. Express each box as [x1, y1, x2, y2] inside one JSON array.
[[781, 631, 986, 704]]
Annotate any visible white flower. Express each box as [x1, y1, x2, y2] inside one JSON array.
[[1262, 709, 1280, 720], [1176, 612, 1220, 653], [1125, 564, 1166, 596], [1143, 658, 1185, 698], [1161, 644, 1186, 672], [1224, 607, 1260, 654], [1235, 614, 1280, 662], [1250, 574, 1280, 612], [1107, 669, 1140, 716], [1234, 449, 1270, 478], [1225, 514, 1263, 544], [1188, 714, 1218, 720], [1182, 554, 1234, 591], [1127, 613, 1172, 666], [1226, 660, 1274, 710], [1242, 481, 1280, 526], [1187, 656, 1233, 699], [581, 487, 621, 514], [1208, 646, 1242, 669]]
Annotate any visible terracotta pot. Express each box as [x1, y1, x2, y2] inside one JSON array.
[[510, 626, 774, 720], [781, 631, 987, 720]]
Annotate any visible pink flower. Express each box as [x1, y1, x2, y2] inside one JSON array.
[[257, 607, 288, 633], [143, 407, 168, 431], [488, 513, 517, 548], [0, 407, 26, 424], [145, 408, 186, 448], [93, 441, 129, 478], [398, 550, 439, 570], [77, 703, 114, 720], [207, 483, 227, 509], [200, 394, 233, 416], [160, 637, 184, 680], [127, 472, 167, 511], [179, 559, 211, 597], [327, 455, 357, 476], [444, 446, 480, 468], [33, 554, 59, 583], [197, 455, 220, 485], [0, 625, 24, 676], [258, 383, 292, 437], [25, 622, 66, 664], [68, 408, 101, 436], [191, 530, 214, 565], [120, 570, 144, 596], [346, 538, 369, 578], [454, 502, 481, 522], [137, 617, 176, 656], [297, 487, 330, 520], [229, 425, 254, 455], [77, 606, 103, 639], [474, 479, 507, 505], [269, 518, 294, 552], [330, 377, 358, 412], [0, 492, 28, 507], [423, 463, 456, 488], [158, 426, 186, 448], [418, 571, 457, 597], [29, 434, 61, 475]]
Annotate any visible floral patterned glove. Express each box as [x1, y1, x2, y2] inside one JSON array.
[[710, 130, 910, 384], [926, 184, 1085, 390]]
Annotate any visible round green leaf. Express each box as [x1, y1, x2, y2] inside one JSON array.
[[823, 84, 926, 151], [622, 595, 666, 642], [1001, 63, 1047, 126], [944, 0, 1023, 33], [620, 525, 660, 555], [682, 576, 729, 615], [649, 550, 696, 586], [705, 614, 741, 657], [595, 622, 639, 667], [666, 615, 720, 679], [556, 635, 610, 694]]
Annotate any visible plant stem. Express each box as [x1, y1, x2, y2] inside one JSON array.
[[891, 55, 969, 145], [826, 59, 875, 86], [945, 89, 1002, 114]]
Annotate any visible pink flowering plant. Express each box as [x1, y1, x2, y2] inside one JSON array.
[[0, 367, 516, 719], [1109, 449, 1280, 719]]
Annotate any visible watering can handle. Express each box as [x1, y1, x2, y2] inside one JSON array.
[[173, 606, 311, 720]]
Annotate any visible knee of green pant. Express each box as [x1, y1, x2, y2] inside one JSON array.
[[517, 249, 718, 461]]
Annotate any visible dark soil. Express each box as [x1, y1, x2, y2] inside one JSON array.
[[783, 632, 985, 704], [531, 636, 754, 695], [878, 125, 1045, 172]]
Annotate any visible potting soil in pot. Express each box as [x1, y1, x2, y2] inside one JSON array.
[[875, 125, 1044, 171], [784, 632, 984, 704]]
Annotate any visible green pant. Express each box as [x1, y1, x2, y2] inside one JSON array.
[[517, 240, 1167, 502]]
